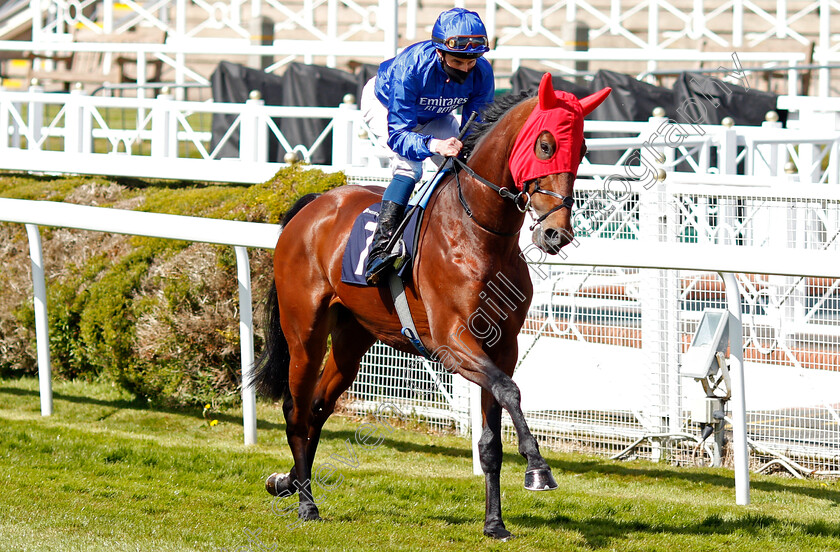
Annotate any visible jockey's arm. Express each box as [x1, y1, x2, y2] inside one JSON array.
[[385, 76, 434, 162]]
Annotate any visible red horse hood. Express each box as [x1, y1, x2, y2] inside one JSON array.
[[509, 73, 611, 190]]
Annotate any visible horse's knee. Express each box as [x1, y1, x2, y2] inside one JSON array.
[[490, 377, 521, 409], [478, 426, 502, 474]]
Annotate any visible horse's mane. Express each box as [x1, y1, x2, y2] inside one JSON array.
[[461, 90, 534, 160]]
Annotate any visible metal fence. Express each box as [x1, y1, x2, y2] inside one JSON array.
[[344, 171, 840, 478]]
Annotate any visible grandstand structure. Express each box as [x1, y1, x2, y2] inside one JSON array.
[[0, 0, 837, 96]]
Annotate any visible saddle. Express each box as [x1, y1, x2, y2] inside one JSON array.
[[340, 168, 451, 287], [340, 169, 454, 359]]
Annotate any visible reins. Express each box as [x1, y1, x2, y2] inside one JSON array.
[[452, 157, 576, 235]]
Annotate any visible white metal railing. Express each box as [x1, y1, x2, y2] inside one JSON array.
[[0, 198, 280, 445], [0, 86, 368, 183], [345, 168, 840, 485], [2, 87, 839, 185], [15, 0, 838, 56], [3, 171, 840, 501]]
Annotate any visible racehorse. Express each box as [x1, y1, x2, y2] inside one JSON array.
[[251, 73, 610, 539]]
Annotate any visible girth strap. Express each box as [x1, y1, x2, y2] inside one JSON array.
[[388, 272, 433, 359]]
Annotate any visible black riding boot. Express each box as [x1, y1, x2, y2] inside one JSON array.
[[364, 200, 406, 286]]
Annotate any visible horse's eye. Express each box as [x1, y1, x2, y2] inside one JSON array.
[[534, 131, 556, 160]]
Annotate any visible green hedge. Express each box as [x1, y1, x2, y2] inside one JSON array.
[[0, 166, 345, 406]]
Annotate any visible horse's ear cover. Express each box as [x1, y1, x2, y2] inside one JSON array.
[[509, 73, 611, 190]]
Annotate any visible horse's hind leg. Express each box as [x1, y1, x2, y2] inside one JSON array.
[[280, 298, 333, 522], [269, 310, 374, 499], [306, 310, 376, 464]]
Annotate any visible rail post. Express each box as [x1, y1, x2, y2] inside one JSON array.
[[332, 95, 357, 168], [65, 84, 92, 154], [152, 89, 177, 158], [25, 224, 52, 417], [720, 271, 750, 505], [27, 83, 44, 150], [235, 246, 258, 445], [240, 90, 267, 163]]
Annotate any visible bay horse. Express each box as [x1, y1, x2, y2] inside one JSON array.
[[252, 73, 610, 539]]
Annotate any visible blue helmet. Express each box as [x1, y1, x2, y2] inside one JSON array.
[[431, 8, 490, 58]]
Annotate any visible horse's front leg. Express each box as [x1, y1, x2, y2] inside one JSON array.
[[478, 390, 511, 540], [451, 348, 557, 492], [487, 369, 557, 490]]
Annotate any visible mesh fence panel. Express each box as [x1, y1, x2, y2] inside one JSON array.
[[343, 173, 840, 476]]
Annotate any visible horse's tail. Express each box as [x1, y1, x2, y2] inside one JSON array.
[[250, 192, 322, 400]]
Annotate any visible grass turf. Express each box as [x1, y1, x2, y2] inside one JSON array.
[[1, 377, 839, 551]]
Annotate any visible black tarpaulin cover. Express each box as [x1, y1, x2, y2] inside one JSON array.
[[210, 61, 284, 162], [210, 61, 360, 165], [587, 70, 677, 164], [671, 72, 781, 126], [509, 66, 592, 99]]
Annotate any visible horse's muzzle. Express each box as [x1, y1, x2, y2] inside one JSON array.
[[532, 226, 572, 254]]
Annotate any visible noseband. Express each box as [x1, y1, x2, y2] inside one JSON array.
[[452, 158, 575, 235]]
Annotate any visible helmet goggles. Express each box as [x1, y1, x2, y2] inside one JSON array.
[[434, 35, 488, 51]]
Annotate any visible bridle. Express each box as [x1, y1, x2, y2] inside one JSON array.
[[452, 157, 575, 236]]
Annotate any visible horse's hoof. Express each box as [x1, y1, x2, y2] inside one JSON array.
[[524, 468, 558, 491], [298, 505, 322, 522], [484, 525, 514, 541], [265, 472, 294, 496]]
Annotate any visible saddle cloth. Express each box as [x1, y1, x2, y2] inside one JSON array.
[[340, 168, 455, 286], [340, 202, 423, 286]]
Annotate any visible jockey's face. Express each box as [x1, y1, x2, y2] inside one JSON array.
[[440, 52, 477, 73]]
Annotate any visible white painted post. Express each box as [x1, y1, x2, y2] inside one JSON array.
[[240, 91, 267, 163], [175, 0, 187, 100], [732, 0, 743, 47], [103, 0, 114, 34], [718, 127, 738, 175], [0, 93, 8, 152], [380, 0, 398, 59], [470, 382, 482, 476], [332, 96, 357, 167], [235, 246, 257, 445], [756, 115, 782, 177], [638, 136, 669, 459], [775, 0, 787, 39], [691, 0, 705, 40], [32, 0, 43, 44], [406, 0, 417, 41], [25, 224, 52, 417], [65, 85, 86, 154], [151, 90, 176, 158], [27, 84, 44, 150], [720, 271, 749, 505]]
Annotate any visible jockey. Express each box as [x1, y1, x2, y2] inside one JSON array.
[[360, 7, 495, 285]]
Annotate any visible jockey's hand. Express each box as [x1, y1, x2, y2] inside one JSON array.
[[431, 137, 462, 157]]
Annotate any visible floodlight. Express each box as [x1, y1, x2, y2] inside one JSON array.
[[681, 309, 729, 379]]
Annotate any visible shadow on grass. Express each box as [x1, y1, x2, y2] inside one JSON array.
[[314, 426, 840, 507], [435, 510, 840, 549], [552, 457, 840, 506], [0, 385, 285, 431]]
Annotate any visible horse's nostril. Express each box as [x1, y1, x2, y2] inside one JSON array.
[[543, 228, 562, 248]]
